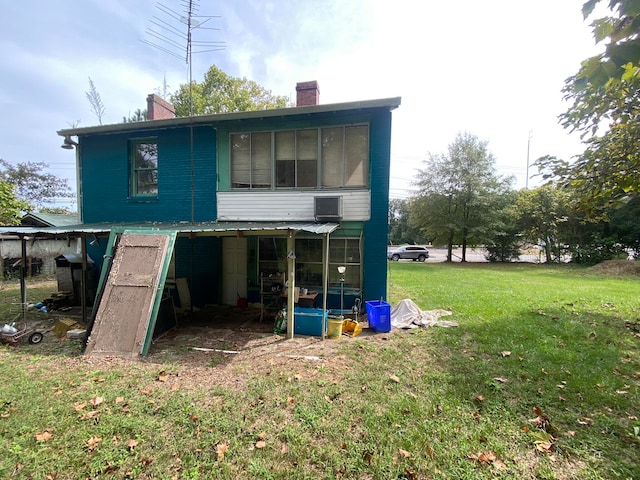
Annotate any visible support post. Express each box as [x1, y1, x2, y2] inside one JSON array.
[[286, 231, 296, 339], [81, 236, 88, 325], [20, 237, 27, 322], [322, 232, 330, 341]]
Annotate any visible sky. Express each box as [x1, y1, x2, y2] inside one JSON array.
[[0, 0, 606, 210]]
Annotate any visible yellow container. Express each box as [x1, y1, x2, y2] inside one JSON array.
[[327, 317, 343, 340]]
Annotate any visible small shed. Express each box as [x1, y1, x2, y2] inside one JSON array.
[[55, 253, 96, 305]]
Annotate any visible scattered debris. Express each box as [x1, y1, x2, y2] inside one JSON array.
[[189, 347, 240, 354]]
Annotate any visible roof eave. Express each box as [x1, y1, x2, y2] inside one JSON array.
[[57, 97, 402, 137]]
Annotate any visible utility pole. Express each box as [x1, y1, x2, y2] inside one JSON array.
[[525, 130, 532, 189]]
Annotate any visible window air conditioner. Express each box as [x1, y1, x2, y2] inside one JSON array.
[[314, 196, 343, 222]]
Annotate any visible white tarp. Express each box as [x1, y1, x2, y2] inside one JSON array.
[[391, 299, 458, 329]]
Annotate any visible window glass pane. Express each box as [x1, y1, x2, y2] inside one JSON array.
[[251, 132, 271, 188], [321, 127, 343, 187], [297, 129, 317, 187], [231, 133, 250, 188], [259, 238, 286, 275], [295, 238, 322, 262], [345, 126, 368, 186], [345, 239, 360, 263], [329, 238, 345, 263], [296, 130, 317, 160], [275, 131, 295, 187], [136, 170, 158, 195], [135, 143, 157, 169], [297, 263, 323, 286], [132, 140, 158, 195]]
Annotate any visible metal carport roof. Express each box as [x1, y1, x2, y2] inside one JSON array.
[[0, 221, 340, 238]]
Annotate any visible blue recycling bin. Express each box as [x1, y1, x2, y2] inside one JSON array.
[[365, 300, 391, 333]]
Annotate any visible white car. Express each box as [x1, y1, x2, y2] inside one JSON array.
[[387, 245, 430, 262]]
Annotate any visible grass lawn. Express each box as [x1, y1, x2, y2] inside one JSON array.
[[0, 264, 639, 479]]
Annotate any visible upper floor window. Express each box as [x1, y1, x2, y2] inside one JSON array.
[[231, 125, 368, 189], [130, 138, 158, 196]]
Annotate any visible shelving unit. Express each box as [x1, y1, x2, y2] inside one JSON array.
[[260, 273, 285, 321]]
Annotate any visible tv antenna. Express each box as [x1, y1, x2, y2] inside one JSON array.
[[143, 0, 225, 224], [143, 0, 226, 115]]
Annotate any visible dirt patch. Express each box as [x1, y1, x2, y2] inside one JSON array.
[[142, 319, 396, 390], [10, 307, 399, 392], [590, 259, 640, 276]]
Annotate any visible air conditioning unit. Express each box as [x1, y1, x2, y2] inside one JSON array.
[[314, 196, 343, 222]]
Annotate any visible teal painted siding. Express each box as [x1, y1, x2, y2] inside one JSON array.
[[77, 105, 394, 308], [363, 109, 392, 303], [81, 126, 216, 223]]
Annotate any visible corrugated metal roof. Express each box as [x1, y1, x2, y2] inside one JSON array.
[[0, 221, 340, 238], [21, 212, 80, 227], [58, 97, 402, 137]]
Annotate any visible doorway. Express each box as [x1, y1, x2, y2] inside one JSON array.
[[221, 237, 247, 306]]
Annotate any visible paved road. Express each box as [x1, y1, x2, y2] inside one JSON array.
[[391, 247, 544, 263]]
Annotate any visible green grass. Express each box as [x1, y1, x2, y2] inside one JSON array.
[[1, 264, 639, 479]]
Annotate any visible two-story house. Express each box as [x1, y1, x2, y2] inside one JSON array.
[[53, 82, 400, 355]]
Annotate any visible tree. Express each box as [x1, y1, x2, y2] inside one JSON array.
[[0, 160, 74, 210], [557, 0, 640, 207], [515, 185, 573, 263], [122, 109, 147, 123], [388, 198, 422, 245], [0, 180, 28, 225], [39, 206, 77, 215], [85, 77, 105, 125], [483, 189, 523, 262], [411, 132, 512, 262], [171, 65, 291, 116], [609, 195, 640, 257]]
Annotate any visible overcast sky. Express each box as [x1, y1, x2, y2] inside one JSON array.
[[0, 0, 604, 209]]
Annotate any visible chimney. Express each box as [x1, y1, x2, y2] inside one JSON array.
[[146, 94, 176, 120], [296, 81, 320, 107]]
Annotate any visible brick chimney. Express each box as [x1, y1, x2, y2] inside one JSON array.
[[146, 94, 176, 120], [296, 81, 320, 107]]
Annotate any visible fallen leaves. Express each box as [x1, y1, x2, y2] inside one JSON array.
[[530, 430, 555, 452], [529, 406, 554, 433], [467, 451, 506, 469], [86, 435, 102, 451], [216, 443, 229, 461], [528, 406, 557, 452], [35, 430, 53, 442], [398, 448, 411, 458]]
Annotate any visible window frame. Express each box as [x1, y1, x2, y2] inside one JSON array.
[[230, 124, 369, 190], [257, 236, 362, 289], [129, 137, 159, 198]]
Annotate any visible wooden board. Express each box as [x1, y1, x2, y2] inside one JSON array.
[[85, 233, 171, 357]]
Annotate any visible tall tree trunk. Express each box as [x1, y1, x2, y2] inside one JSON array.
[[462, 228, 468, 262], [544, 234, 553, 263], [446, 231, 454, 262]]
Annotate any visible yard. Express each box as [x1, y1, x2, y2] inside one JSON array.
[[0, 262, 638, 479]]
